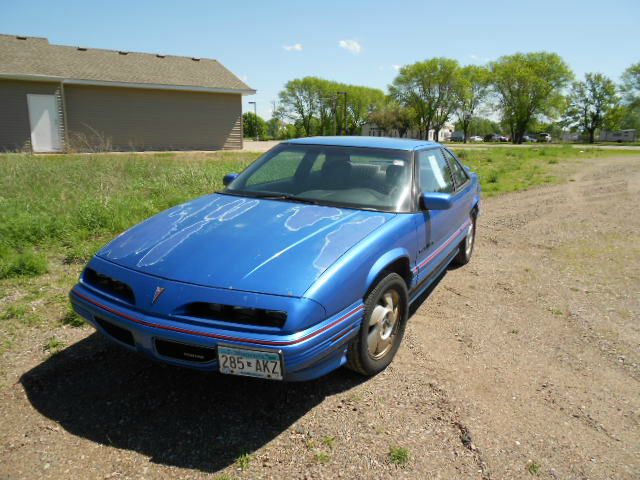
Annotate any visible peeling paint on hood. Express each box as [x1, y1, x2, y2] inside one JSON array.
[[98, 194, 393, 297]]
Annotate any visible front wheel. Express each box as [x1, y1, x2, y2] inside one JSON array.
[[346, 273, 408, 376], [453, 213, 476, 266]]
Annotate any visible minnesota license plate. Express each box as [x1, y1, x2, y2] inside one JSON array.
[[217, 344, 283, 380]]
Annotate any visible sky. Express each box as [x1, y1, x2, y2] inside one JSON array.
[[2, 0, 639, 119]]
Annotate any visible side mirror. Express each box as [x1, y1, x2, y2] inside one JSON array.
[[222, 173, 239, 186], [420, 192, 453, 210]]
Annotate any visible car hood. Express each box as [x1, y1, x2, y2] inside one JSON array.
[[97, 193, 393, 297]]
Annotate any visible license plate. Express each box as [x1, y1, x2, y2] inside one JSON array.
[[217, 344, 283, 380]]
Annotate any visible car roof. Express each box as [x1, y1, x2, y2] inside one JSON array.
[[284, 136, 440, 151]]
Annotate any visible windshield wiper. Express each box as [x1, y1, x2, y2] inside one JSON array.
[[255, 193, 322, 205]]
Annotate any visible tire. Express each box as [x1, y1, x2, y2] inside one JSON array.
[[346, 273, 408, 376], [453, 213, 476, 266]]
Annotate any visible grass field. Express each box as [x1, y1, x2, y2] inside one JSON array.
[[0, 145, 631, 282], [0, 145, 633, 359]]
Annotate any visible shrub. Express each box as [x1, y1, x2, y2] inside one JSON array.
[[0, 248, 48, 279], [389, 446, 410, 466]]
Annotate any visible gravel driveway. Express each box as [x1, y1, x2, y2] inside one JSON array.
[[1, 155, 638, 479]]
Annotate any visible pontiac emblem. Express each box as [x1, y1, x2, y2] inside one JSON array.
[[152, 286, 165, 305]]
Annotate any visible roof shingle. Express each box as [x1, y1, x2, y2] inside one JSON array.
[[0, 34, 254, 93]]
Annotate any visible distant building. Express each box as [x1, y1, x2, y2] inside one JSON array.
[[0, 34, 255, 152], [599, 129, 637, 142], [362, 122, 454, 142], [561, 132, 582, 142]]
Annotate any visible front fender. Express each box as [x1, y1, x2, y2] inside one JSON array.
[[365, 248, 412, 291], [303, 215, 417, 318]]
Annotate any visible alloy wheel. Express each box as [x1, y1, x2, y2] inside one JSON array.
[[367, 289, 400, 359]]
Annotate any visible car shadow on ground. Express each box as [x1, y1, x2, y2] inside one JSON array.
[[21, 271, 447, 474], [20, 333, 366, 473]]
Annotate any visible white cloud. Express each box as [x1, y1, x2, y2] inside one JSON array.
[[392, 64, 402, 71], [339, 39, 362, 54], [469, 54, 490, 63], [283, 43, 303, 52]]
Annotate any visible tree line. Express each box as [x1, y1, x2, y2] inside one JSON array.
[[245, 54, 640, 144]]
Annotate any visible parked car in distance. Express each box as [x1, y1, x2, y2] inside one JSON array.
[[469, 135, 483, 142], [449, 131, 465, 142], [70, 137, 480, 382], [537, 133, 552, 143], [484, 134, 508, 142], [522, 134, 537, 143]]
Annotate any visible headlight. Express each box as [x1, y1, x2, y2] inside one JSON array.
[[178, 302, 287, 328]]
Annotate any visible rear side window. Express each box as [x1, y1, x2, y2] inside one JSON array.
[[443, 149, 469, 188], [417, 149, 454, 194]]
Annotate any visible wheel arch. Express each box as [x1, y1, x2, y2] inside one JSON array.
[[365, 249, 413, 298]]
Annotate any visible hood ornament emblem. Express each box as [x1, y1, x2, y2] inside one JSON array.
[[152, 286, 165, 305]]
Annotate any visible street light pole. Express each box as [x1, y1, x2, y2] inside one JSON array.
[[337, 91, 347, 135], [332, 95, 337, 136], [248, 101, 258, 141]]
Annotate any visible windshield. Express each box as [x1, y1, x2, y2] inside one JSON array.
[[224, 144, 413, 212]]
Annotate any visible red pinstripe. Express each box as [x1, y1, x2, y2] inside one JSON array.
[[72, 290, 363, 347], [413, 220, 471, 273]]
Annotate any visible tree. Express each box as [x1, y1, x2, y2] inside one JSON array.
[[277, 77, 385, 137], [490, 52, 572, 143], [563, 73, 619, 143], [242, 112, 267, 139], [620, 62, 640, 107], [456, 65, 490, 142], [619, 62, 640, 130], [266, 117, 285, 139], [390, 58, 461, 140], [454, 117, 500, 137], [278, 77, 320, 136], [343, 85, 386, 135], [368, 102, 415, 137]]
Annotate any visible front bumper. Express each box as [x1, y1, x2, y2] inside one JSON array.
[[69, 284, 363, 381]]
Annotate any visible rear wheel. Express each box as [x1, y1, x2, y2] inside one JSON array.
[[346, 273, 408, 376], [453, 213, 476, 266]]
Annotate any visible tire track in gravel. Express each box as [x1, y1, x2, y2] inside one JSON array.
[[402, 328, 492, 479], [1, 155, 639, 480], [402, 155, 640, 479]]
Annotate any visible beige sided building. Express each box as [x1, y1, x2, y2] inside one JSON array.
[[0, 34, 255, 152]]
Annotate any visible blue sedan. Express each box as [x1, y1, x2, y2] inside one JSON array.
[[70, 137, 480, 381]]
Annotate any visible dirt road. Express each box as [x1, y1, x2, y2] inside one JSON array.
[[1, 155, 638, 479]]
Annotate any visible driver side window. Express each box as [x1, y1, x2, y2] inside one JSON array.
[[417, 149, 454, 194]]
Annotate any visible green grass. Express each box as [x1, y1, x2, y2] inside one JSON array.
[[389, 446, 410, 466], [2, 146, 631, 283], [0, 151, 259, 280], [0, 146, 634, 285], [60, 304, 85, 327], [314, 451, 330, 464], [43, 336, 65, 354], [321, 435, 335, 449], [527, 461, 541, 475], [234, 452, 251, 470], [450, 145, 632, 197]]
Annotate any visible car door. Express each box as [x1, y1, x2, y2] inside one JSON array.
[[442, 147, 474, 231], [412, 148, 458, 286]]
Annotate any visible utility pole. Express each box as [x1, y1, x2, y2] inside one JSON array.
[[333, 95, 338, 135], [337, 91, 347, 135], [248, 101, 258, 141]]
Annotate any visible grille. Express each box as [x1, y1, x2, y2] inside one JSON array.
[[155, 339, 217, 363], [180, 302, 287, 328], [84, 268, 135, 304], [95, 317, 135, 346]]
